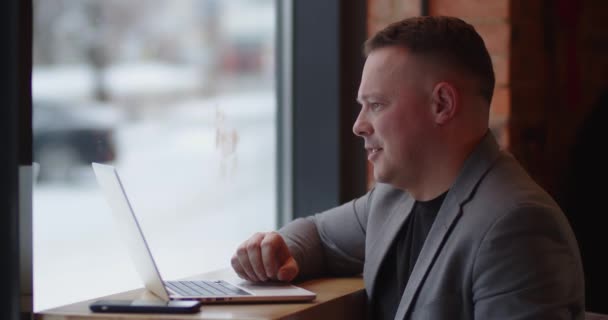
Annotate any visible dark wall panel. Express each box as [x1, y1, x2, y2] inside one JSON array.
[[291, 0, 367, 218], [1, 0, 22, 318]]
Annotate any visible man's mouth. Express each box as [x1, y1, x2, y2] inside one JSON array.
[[366, 147, 383, 160]]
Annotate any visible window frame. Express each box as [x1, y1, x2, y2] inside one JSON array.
[[4, 0, 33, 319], [277, 0, 368, 223]]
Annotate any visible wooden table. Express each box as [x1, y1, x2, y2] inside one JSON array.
[[35, 269, 366, 320]]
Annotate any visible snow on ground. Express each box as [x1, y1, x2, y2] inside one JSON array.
[[32, 63, 206, 102]]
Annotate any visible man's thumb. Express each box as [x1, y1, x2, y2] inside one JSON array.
[[277, 257, 299, 282]]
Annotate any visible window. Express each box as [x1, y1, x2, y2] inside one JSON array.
[[32, 0, 276, 310]]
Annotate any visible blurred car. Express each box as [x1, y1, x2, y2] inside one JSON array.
[[33, 99, 121, 182]]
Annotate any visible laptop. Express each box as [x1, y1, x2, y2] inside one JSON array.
[[91, 162, 316, 303]]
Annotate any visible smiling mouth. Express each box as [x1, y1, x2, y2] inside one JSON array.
[[366, 147, 383, 160]]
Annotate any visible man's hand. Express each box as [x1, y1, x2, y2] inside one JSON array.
[[231, 231, 299, 282]]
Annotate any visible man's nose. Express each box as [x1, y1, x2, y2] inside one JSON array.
[[352, 110, 372, 137]]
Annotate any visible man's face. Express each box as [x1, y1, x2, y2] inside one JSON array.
[[354, 46, 436, 189]]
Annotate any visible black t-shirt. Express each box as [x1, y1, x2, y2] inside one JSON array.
[[369, 192, 447, 320]]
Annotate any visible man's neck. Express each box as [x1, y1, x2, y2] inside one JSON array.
[[406, 132, 486, 201]]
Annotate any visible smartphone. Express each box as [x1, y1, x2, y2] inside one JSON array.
[[89, 299, 202, 314]]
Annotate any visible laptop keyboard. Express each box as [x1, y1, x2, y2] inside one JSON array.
[[165, 280, 251, 297]]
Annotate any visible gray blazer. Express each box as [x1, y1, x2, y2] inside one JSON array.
[[280, 133, 585, 319]]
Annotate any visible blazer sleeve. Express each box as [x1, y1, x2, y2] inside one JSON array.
[[472, 204, 585, 319], [278, 188, 373, 279]]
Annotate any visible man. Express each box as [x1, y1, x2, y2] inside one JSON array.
[[232, 16, 585, 319]]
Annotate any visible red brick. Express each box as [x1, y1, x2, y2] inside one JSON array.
[[367, 17, 407, 37], [430, 0, 509, 20], [500, 126, 510, 149], [474, 22, 510, 55], [368, 0, 420, 23], [492, 55, 509, 86], [491, 87, 510, 118], [393, 0, 422, 18], [489, 87, 510, 150], [367, 0, 422, 36], [368, 0, 393, 22], [489, 112, 510, 149], [367, 17, 387, 36]]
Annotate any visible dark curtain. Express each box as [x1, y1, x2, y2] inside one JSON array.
[[563, 90, 608, 314]]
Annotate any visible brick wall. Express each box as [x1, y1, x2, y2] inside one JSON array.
[[429, 0, 511, 148], [367, 0, 421, 35]]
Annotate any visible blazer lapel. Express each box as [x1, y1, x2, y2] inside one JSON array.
[[364, 195, 415, 297], [393, 195, 463, 319], [393, 132, 502, 319]]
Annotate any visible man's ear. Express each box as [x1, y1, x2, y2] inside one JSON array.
[[431, 82, 459, 125]]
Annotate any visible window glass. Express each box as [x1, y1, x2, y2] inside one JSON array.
[[32, 0, 276, 311]]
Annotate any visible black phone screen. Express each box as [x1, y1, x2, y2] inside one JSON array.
[[89, 299, 202, 314]]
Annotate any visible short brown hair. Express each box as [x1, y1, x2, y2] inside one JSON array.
[[364, 16, 495, 105]]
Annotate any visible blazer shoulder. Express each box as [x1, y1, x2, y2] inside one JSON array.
[[464, 152, 566, 229], [368, 183, 411, 209]]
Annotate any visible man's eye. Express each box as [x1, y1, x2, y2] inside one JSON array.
[[371, 103, 383, 110]]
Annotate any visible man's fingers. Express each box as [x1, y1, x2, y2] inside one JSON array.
[[231, 231, 298, 282], [260, 232, 285, 278], [230, 253, 249, 280], [277, 257, 299, 282], [261, 232, 299, 281], [235, 243, 259, 281], [246, 233, 269, 281]]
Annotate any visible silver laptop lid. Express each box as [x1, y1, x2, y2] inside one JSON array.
[[92, 163, 170, 301]]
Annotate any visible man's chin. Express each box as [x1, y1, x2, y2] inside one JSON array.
[[373, 166, 401, 186], [372, 169, 389, 184]]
